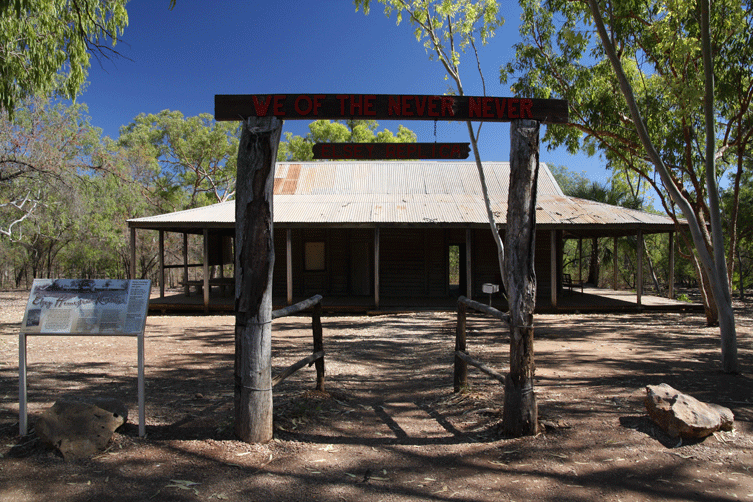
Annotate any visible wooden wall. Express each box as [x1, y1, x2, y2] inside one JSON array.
[[272, 227, 556, 303]]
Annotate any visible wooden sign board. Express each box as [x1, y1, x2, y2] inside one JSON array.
[[313, 142, 470, 160], [18, 278, 152, 438], [215, 94, 568, 124], [20, 279, 151, 335]]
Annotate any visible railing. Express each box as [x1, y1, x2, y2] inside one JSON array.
[[454, 296, 509, 392], [271, 294, 325, 391]]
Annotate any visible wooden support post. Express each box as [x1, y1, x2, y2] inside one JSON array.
[[550, 230, 557, 308], [234, 116, 283, 444], [454, 301, 467, 392], [668, 232, 675, 299], [203, 228, 210, 312], [286, 228, 293, 306], [613, 236, 618, 290], [312, 301, 324, 391], [578, 237, 583, 287], [159, 230, 165, 298], [183, 233, 189, 297], [502, 118, 539, 437], [374, 227, 380, 309], [465, 228, 472, 300], [130, 227, 136, 279], [637, 230, 643, 306]]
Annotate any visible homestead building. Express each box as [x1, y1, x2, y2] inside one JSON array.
[[127, 161, 685, 313]]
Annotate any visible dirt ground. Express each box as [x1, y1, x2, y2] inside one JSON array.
[[1, 289, 752, 502]]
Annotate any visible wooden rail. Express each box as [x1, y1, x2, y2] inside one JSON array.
[[271, 295, 325, 391], [454, 296, 509, 392]]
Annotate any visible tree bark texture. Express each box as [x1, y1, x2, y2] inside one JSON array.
[[502, 119, 540, 437], [234, 116, 283, 443]]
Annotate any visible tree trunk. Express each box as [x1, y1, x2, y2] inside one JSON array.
[[587, 237, 599, 285], [738, 246, 745, 300], [588, 0, 737, 373], [234, 116, 283, 443], [643, 240, 662, 294], [502, 119, 539, 437]]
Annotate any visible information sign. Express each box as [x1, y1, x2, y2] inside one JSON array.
[[19, 279, 151, 437]]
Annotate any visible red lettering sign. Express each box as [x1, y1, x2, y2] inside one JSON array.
[[312, 143, 471, 160], [215, 94, 568, 123]]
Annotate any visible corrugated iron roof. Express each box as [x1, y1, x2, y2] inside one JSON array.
[[128, 161, 675, 234]]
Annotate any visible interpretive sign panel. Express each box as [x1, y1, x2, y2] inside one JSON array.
[[19, 279, 151, 437], [313, 142, 471, 160], [215, 94, 568, 124], [21, 279, 150, 335]]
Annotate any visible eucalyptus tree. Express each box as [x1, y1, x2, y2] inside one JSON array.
[[357, 0, 543, 436], [118, 110, 240, 210], [503, 0, 750, 373], [0, 96, 105, 241], [277, 119, 417, 162], [0, 0, 128, 116]]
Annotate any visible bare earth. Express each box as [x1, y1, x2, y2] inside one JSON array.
[[1, 289, 752, 502]]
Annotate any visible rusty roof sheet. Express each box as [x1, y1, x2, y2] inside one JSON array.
[[273, 161, 563, 197], [128, 161, 675, 233]]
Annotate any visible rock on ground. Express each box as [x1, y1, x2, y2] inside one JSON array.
[[644, 383, 734, 439], [35, 399, 126, 460]]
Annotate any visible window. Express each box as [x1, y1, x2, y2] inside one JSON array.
[[305, 241, 325, 271]]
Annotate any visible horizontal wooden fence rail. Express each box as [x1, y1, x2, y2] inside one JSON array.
[[272, 294, 323, 319], [458, 295, 510, 323], [271, 294, 325, 391], [454, 296, 509, 392]]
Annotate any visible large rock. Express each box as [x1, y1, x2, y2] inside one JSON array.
[[644, 384, 734, 439], [36, 400, 126, 460]]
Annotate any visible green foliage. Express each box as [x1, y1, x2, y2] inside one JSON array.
[[0, 0, 129, 116], [504, 0, 752, 200], [277, 120, 417, 162], [118, 110, 240, 209], [0, 96, 103, 238], [356, 0, 503, 90], [551, 164, 644, 209], [506, 0, 753, 327], [723, 163, 753, 296], [0, 95, 135, 283]]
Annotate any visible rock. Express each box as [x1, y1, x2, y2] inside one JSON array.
[[644, 384, 734, 439], [59, 395, 129, 424], [36, 400, 126, 460]]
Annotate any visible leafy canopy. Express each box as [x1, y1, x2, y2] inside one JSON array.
[[0, 0, 128, 115], [118, 110, 240, 209], [277, 120, 417, 162]]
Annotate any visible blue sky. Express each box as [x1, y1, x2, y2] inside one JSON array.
[[81, 0, 609, 183]]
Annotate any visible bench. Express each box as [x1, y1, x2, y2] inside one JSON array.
[[563, 273, 584, 293], [181, 280, 204, 296]]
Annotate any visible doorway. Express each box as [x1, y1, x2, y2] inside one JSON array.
[[448, 244, 466, 296]]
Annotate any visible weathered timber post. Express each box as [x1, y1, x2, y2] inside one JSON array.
[[312, 301, 325, 391], [234, 116, 283, 443], [502, 118, 540, 436], [454, 300, 468, 392]]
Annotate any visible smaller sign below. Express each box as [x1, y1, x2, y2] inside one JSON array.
[[312, 142, 471, 160]]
